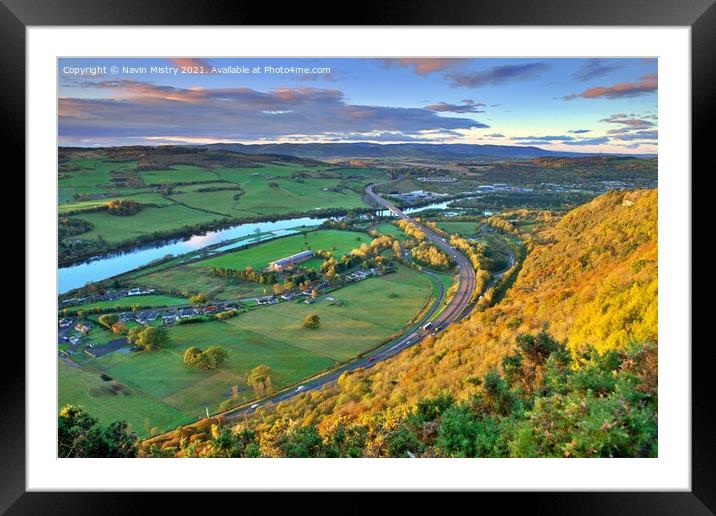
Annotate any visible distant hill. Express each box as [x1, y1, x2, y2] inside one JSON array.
[[58, 145, 326, 168], [198, 142, 653, 160]]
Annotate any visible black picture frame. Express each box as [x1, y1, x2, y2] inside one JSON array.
[[5, 0, 708, 512]]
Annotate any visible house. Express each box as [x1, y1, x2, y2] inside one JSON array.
[[178, 307, 196, 319], [202, 305, 219, 314], [268, 250, 315, 271], [74, 322, 92, 334], [58, 318, 73, 328]]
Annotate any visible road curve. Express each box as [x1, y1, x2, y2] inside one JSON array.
[[221, 184, 477, 422]]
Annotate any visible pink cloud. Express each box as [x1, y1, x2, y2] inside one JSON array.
[[382, 58, 468, 75], [564, 74, 657, 100], [166, 57, 214, 72]]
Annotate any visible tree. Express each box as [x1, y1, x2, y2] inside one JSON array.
[[127, 326, 141, 345], [106, 199, 143, 216], [203, 346, 229, 369], [98, 313, 119, 329], [111, 322, 127, 335], [189, 293, 207, 306], [58, 405, 137, 458], [183, 347, 205, 368], [184, 346, 228, 369], [303, 313, 320, 329], [130, 326, 169, 351], [246, 365, 274, 397]]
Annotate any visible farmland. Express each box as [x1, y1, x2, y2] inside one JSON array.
[[58, 150, 386, 263], [129, 266, 267, 300], [58, 266, 434, 436], [373, 222, 408, 241], [64, 294, 189, 313], [196, 229, 372, 271], [67, 204, 226, 243], [435, 221, 480, 236]]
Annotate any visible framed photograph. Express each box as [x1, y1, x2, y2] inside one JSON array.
[[9, 0, 709, 511]]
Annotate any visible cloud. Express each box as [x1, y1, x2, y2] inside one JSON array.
[[511, 134, 574, 142], [59, 81, 489, 144], [166, 57, 214, 72], [568, 129, 591, 134], [447, 63, 549, 88], [381, 58, 469, 75], [611, 130, 658, 141], [424, 101, 485, 113], [600, 113, 656, 130], [572, 59, 622, 82], [563, 74, 657, 100], [294, 72, 336, 82], [486, 133, 505, 138], [514, 140, 555, 146], [561, 137, 610, 145], [511, 134, 609, 146]]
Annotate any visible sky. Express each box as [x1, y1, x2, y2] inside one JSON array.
[[58, 57, 658, 154]]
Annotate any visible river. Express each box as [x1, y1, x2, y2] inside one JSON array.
[[58, 199, 467, 294], [58, 216, 328, 294]]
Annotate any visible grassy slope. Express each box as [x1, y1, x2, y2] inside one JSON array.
[[59, 359, 191, 437]]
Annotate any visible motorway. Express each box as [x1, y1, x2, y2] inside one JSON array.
[[222, 183, 478, 422]]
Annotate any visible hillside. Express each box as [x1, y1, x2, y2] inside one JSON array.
[[200, 142, 608, 160], [138, 189, 657, 457]]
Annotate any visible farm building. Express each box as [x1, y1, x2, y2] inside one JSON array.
[[268, 250, 315, 271]]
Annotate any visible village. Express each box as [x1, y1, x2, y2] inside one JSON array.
[[58, 246, 394, 360]]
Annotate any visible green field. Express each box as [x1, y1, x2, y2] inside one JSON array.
[[374, 222, 408, 241], [210, 170, 369, 218], [64, 294, 189, 312], [59, 192, 175, 213], [435, 221, 480, 236], [69, 204, 228, 243], [59, 359, 192, 437], [58, 266, 433, 436], [59, 157, 383, 250], [59, 158, 136, 191], [140, 165, 220, 185], [130, 266, 267, 299], [195, 229, 372, 271]]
